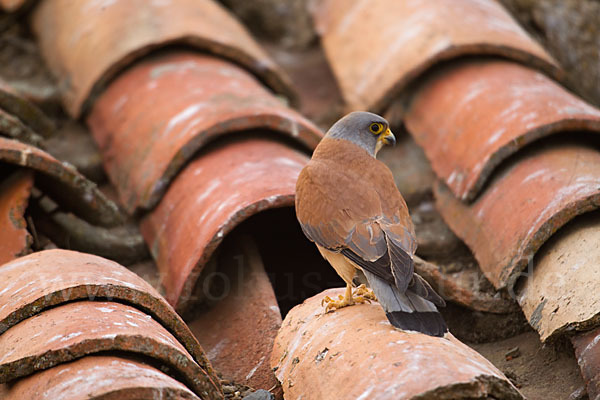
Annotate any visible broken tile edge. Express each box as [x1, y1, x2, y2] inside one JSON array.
[[414, 256, 519, 314], [435, 183, 600, 291], [0, 283, 219, 385], [0, 335, 221, 399]]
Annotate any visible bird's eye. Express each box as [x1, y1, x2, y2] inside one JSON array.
[[369, 123, 383, 134]]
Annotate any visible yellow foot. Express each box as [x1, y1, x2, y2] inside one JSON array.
[[354, 284, 377, 302], [321, 284, 377, 312], [321, 294, 355, 312]]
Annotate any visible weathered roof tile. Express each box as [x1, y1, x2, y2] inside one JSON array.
[[0, 137, 122, 227], [0, 78, 54, 138], [0, 170, 32, 265], [571, 328, 600, 400], [313, 0, 559, 112], [0, 301, 222, 399], [139, 137, 307, 311], [1, 355, 201, 400], [435, 143, 600, 290], [87, 51, 321, 213], [405, 60, 600, 201], [518, 213, 600, 341], [31, 0, 297, 117], [272, 288, 523, 399], [0, 249, 217, 384], [189, 237, 282, 392]]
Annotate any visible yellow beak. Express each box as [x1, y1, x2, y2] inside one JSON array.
[[379, 128, 396, 146]]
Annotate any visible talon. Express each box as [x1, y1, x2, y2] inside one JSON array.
[[353, 284, 377, 302], [321, 295, 334, 306], [353, 296, 372, 304]]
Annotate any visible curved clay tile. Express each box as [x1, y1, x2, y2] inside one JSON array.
[[0, 301, 223, 399], [518, 213, 600, 342], [272, 288, 523, 400], [0, 79, 54, 138], [313, 0, 559, 112], [188, 237, 282, 392], [139, 137, 308, 311], [1, 356, 201, 400], [435, 143, 600, 291], [31, 0, 296, 117], [406, 60, 600, 201], [0, 170, 32, 265], [0, 0, 25, 12], [0, 248, 219, 387], [0, 108, 44, 146], [88, 51, 321, 213], [0, 137, 123, 227], [571, 328, 600, 400]]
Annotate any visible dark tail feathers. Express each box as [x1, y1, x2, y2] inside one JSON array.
[[362, 269, 448, 337], [386, 310, 447, 337]]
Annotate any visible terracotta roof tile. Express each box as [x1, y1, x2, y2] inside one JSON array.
[[518, 213, 600, 341], [0, 137, 122, 227], [0, 107, 44, 146], [0, 170, 32, 264], [435, 143, 600, 290], [405, 60, 600, 201], [28, 203, 148, 266], [414, 256, 518, 314], [272, 288, 523, 399], [571, 328, 600, 400], [139, 137, 308, 311], [4, 0, 593, 395], [87, 51, 321, 214], [313, 0, 559, 112], [0, 300, 222, 399], [189, 237, 282, 392], [0, 0, 25, 12], [1, 355, 202, 400], [0, 78, 54, 138], [0, 249, 216, 382], [0, 77, 54, 146], [30, 0, 297, 117]]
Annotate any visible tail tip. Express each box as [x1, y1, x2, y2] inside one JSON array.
[[386, 311, 448, 337]]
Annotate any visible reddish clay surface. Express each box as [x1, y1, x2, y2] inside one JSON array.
[[88, 51, 321, 213], [0, 249, 219, 387], [0, 170, 32, 265], [31, 0, 296, 117], [1, 356, 200, 400], [313, 0, 559, 112], [272, 288, 522, 399], [406, 60, 600, 201], [189, 238, 282, 391], [436, 143, 600, 290], [0, 301, 222, 399], [0, 137, 122, 227], [140, 137, 308, 311], [571, 328, 600, 400]]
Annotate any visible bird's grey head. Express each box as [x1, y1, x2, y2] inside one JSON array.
[[326, 111, 396, 157]]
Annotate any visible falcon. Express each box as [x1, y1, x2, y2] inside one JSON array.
[[295, 111, 447, 337]]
